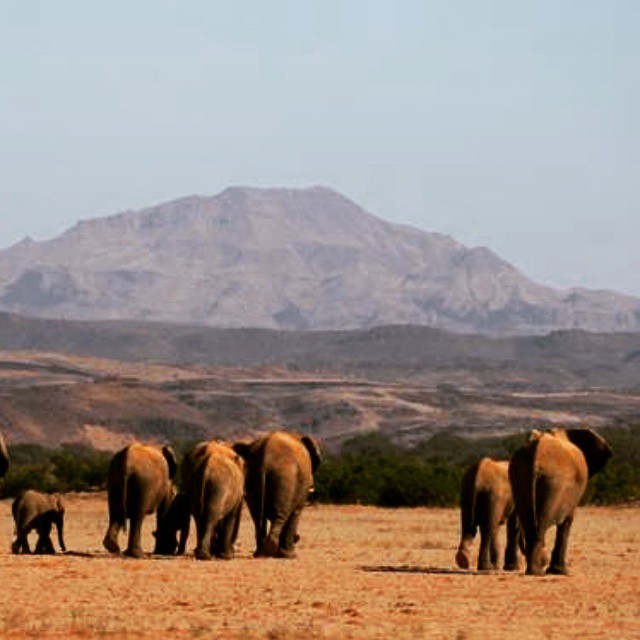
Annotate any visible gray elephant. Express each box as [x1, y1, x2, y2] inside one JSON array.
[[233, 431, 321, 558], [455, 458, 520, 571], [12, 490, 66, 554], [509, 427, 612, 575], [152, 489, 191, 555], [181, 440, 245, 560], [103, 443, 178, 558]]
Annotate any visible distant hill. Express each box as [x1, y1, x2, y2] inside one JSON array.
[[0, 186, 638, 334], [0, 312, 639, 390]]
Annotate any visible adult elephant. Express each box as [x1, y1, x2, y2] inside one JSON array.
[[180, 440, 245, 560], [103, 443, 178, 558], [0, 430, 9, 477], [455, 458, 520, 571], [12, 490, 66, 554], [233, 431, 322, 558], [509, 428, 612, 576]]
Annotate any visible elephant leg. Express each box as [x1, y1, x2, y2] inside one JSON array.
[[503, 511, 520, 571], [177, 520, 190, 556], [477, 522, 495, 571], [261, 514, 288, 558], [455, 532, 475, 570], [124, 514, 145, 558], [547, 516, 573, 575], [242, 489, 265, 555], [13, 531, 30, 554], [195, 512, 216, 560], [526, 529, 549, 576], [278, 507, 303, 559], [103, 520, 122, 554], [36, 534, 55, 555], [215, 506, 241, 560]]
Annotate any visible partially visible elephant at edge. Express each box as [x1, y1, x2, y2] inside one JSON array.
[[152, 489, 191, 555], [233, 430, 322, 558], [0, 430, 9, 477], [12, 490, 66, 554], [509, 427, 612, 576], [455, 458, 520, 571], [103, 443, 178, 558], [181, 440, 245, 560]]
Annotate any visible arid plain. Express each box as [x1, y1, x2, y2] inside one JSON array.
[[1, 494, 638, 639]]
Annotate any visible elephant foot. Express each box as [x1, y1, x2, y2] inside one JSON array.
[[277, 547, 297, 559], [216, 550, 234, 560], [525, 565, 546, 576], [11, 541, 21, 555], [546, 564, 569, 576], [103, 536, 120, 554], [257, 537, 280, 558], [503, 561, 520, 572], [195, 548, 212, 561], [123, 547, 144, 559], [455, 550, 470, 570]]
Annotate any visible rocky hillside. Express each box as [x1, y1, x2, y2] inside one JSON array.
[[0, 186, 638, 334], [1, 351, 639, 450]]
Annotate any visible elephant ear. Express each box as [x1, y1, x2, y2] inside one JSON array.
[[0, 431, 9, 477], [161, 446, 178, 480], [301, 435, 322, 474], [565, 428, 612, 477]]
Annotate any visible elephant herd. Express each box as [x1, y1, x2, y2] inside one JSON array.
[[2, 426, 612, 576], [100, 431, 321, 560], [455, 427, 612, 576]]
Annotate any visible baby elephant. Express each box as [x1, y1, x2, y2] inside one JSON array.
[[12, 490, 66, 554]]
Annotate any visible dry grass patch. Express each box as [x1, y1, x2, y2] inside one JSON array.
[[0, 495, 638, 639]]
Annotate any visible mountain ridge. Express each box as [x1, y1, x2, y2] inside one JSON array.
[[0, 186, 638, 334]]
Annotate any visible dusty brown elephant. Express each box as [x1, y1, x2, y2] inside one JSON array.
[[103, 443, 178, 558], [509, 427, 612, 575], [455, 458, 520, 571], [12, 490, 66, 554], [0, 430, 9, 477], [181, 440, 245, 560], [152, 489, 191, 555], [233, 430, 321, 558]]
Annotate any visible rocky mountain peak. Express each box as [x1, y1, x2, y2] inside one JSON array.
[[0, 186, 637, 334]]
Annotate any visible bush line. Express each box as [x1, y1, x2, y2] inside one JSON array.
[[2, 424, 639, 505]]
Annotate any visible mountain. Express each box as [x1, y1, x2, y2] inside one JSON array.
[[0, 186, 638, 334]]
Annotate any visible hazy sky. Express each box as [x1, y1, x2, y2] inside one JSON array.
[[1, 1, 638, 295]]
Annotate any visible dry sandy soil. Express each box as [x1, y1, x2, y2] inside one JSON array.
[[0, 494, 638, 639]]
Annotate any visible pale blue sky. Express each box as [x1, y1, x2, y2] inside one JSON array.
[[1, 1, 638, 295]]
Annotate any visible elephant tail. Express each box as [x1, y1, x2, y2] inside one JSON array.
[[258, 465, 267, 547], [455, 461, 479, 569]]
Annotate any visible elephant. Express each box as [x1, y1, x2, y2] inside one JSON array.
[[0, 430, 8, 477], [509, 427, 612, 576], [12, 490, 66, 554], [152, 489, 191, 555], [455, 458, 520, 571], [181, 440, 245, 560], [103, 443, 178, 558], [233, 430, 322, 559]]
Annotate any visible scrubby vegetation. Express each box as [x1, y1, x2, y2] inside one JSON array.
[[2, 424, 639, 505], [2, 444, 111, 497], [314, 424, 640, 507]]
